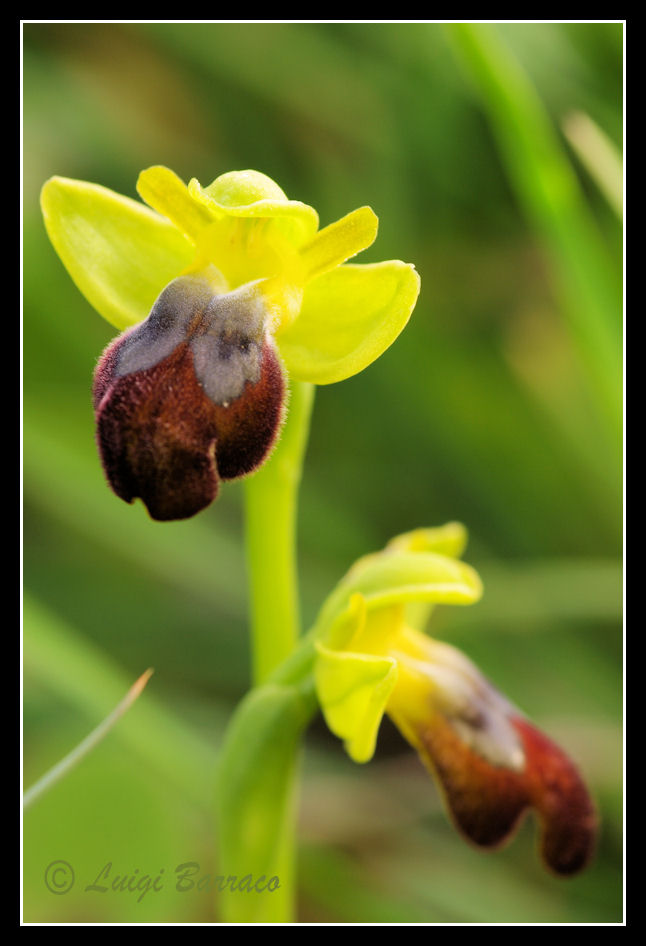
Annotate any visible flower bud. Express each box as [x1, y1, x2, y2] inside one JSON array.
[[92, 271, 285, 520]]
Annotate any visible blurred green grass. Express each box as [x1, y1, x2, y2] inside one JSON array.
[[23, 22, 623, 923]]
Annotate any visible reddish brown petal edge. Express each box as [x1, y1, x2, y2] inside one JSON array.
[[417, 714, 597, 875]]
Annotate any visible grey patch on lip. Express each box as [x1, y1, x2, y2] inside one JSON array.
[[114, 274, 217, 378], [421, 642, 526, 771], [448, 704, 525, 772], [191, 285, 266, 405], [114, 275, 269, 405]]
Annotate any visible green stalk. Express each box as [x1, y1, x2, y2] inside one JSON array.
[[244, 380, 315, 684], [216, 380, 315, 923]]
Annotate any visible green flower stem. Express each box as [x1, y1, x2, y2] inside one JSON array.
[[244, 379, 315, 685], [216, 380, 314, 923], [215, 637, 318, 923]]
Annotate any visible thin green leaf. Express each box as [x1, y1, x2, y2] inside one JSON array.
[[23, 668, 154, 809]]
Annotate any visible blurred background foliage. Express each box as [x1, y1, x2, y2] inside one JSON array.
[[23, 22, 623, 923]]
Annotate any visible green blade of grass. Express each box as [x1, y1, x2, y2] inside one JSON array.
[[23, 668, 154, 809], [446, 24, 622, 448], [562, 110, 623, 220], [23, 595, 219, 807]]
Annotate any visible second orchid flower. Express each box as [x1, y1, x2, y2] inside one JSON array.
[[313, 523, 597, 876]]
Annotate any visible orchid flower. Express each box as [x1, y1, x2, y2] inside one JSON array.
[[41, 167, 420, 520], [313, 523, 597, 875]]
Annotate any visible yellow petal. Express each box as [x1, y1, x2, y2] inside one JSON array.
[[298, 206, 378, 282], [314, 643, 398, 763], [137, 166, 214, 241], [188, 173, 319, 247], [386, 523, 469, 559], [277, 261, 420, 384], [40, 176, 193, 331]]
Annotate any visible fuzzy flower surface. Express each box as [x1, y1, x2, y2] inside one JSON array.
[[41, 167, 420, 520], [313, 523, 597, 876]]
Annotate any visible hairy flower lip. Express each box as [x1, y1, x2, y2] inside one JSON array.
[[93, 274, 286, 521], [413, 706, 597, 876]]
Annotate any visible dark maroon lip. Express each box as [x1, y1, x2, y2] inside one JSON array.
[[416, 711, 596, 876], [92, 276, 286, 521]]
